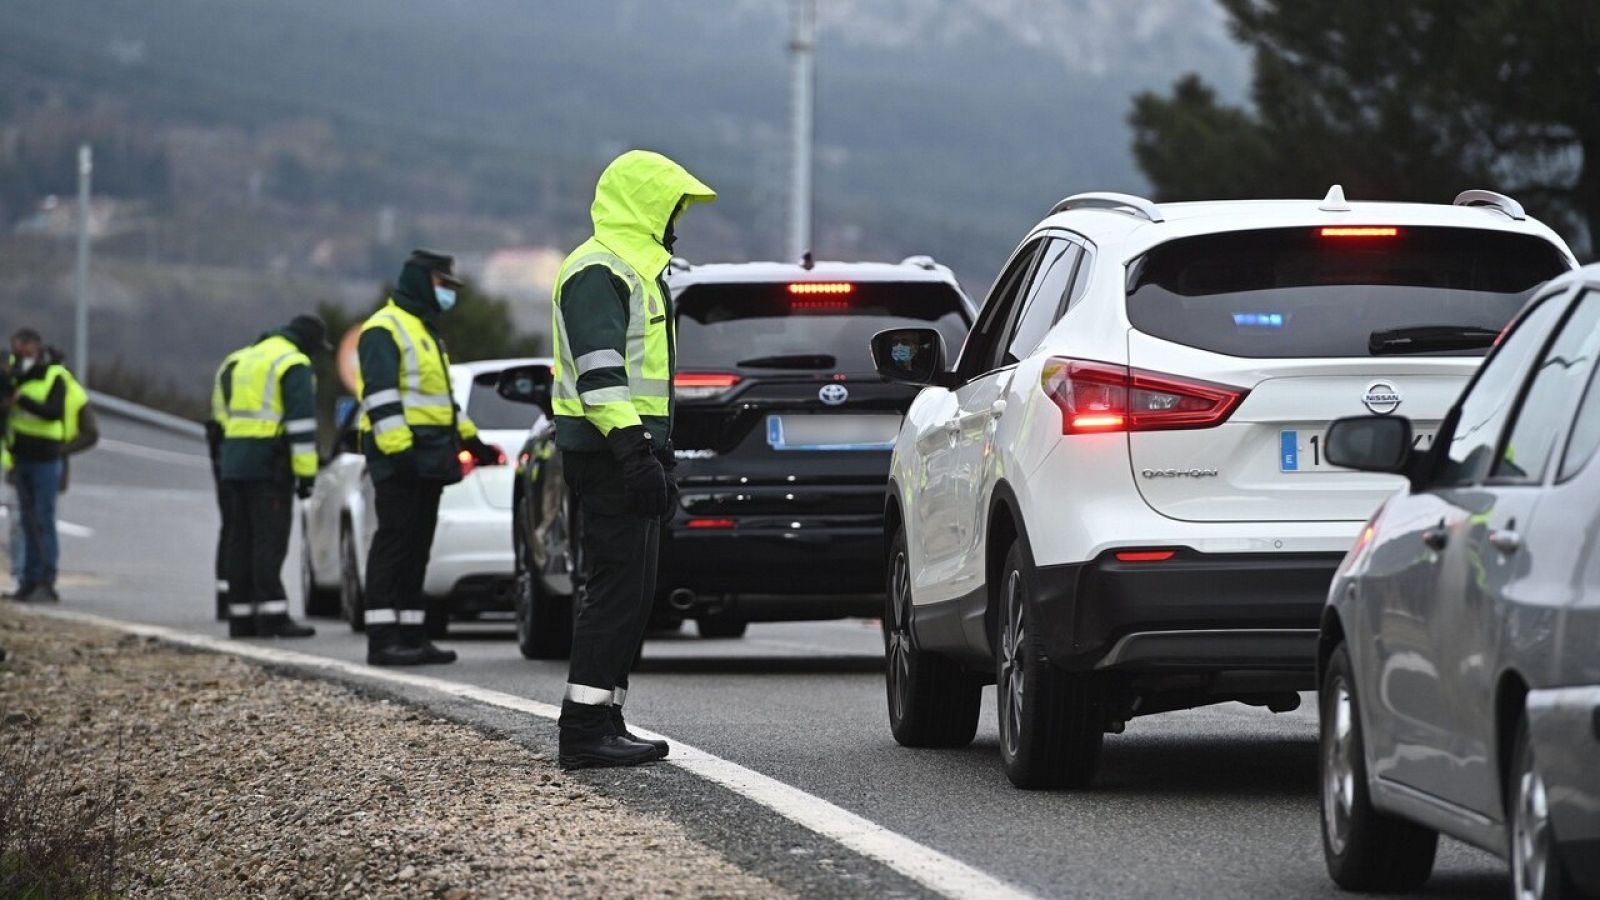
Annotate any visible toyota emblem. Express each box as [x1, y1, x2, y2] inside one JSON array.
[[1362, 382, 1402, 415], [818, 383, 849, 406]]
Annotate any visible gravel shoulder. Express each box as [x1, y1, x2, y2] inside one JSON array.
[[0, 605, 789, 899]]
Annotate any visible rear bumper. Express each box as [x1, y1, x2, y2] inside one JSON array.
[[1034, 549, 1342, 675], [424, 507, 515, 610], [1525, 684, 1600, 890], [659, 517, 883, 607]]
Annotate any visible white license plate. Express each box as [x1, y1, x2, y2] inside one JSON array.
[[767, 414, 901, 451], [1279, 427, 1435, 472]]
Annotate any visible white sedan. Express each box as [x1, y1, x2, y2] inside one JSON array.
[[301, 357, 549, 635]]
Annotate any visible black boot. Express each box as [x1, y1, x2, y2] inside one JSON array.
[[257, 614, 315, 638], [214, 584, 230, 621], [367, 626, 428, 666], [610, 706, 668, 759], [228, 616, 258, 638], [558, 729, 661, 770], [412, 640, 458, 665], [2, 582, 31, 601]]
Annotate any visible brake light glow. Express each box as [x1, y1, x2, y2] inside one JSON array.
[[458, 444, 507, 478], [1319, 226, 1399, 237], [790, 298, 851, 311], [787, 282, 854, 295], [1040, 358, 1247, 435], [674, 372, 742, 401], [1115, 550, 1177, 562], [685, 518, 735, 529]]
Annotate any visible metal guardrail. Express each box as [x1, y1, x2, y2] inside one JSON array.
[[88, 389, 206, 439]]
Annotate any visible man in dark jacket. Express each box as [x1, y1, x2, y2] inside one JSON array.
[[5, 329, 68, 603], [356, 250, 496, 666], [220, 315, 328, 638]]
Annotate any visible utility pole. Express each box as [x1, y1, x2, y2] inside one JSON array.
[[785, 0, 815, 263], [73, 143, 92, 384]]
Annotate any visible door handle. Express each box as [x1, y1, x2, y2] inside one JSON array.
[[1488, 529, 1522, 555], [1421, 520, 1449, 551]]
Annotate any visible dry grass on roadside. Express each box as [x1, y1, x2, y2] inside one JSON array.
[[0, 726, 132, 898]]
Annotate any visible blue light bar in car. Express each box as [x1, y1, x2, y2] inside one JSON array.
[[1233, 313, 1284, 328]]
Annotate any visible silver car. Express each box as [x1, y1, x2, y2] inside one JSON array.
[[1315, 263, 1600, 898]]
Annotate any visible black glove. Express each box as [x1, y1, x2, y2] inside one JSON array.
[[465, 435, 500, 466], [663, 474, 680, 521], [606, 425, 668, 518], [295, 478, 315, 500], [655, 441, 677, 472]]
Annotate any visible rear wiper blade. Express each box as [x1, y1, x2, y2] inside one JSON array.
[[735, 353, 837, 369], [1369, 326, 1500, 356]]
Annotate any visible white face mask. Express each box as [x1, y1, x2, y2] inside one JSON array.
[[435, 286, 457, 312], [15, 355, 36, 374]]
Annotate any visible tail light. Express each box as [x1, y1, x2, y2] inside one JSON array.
[[685, 518, 735, 529], [1040, 359, 1246, 434], [1319, 226, 1399, 238], [458, 444, 506, 477], [675, 372, 741, 401]]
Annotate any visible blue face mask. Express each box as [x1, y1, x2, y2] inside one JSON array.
[[435, 286, 457, 312]]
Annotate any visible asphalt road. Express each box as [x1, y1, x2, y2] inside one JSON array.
[[43, 412, 1509, 899]]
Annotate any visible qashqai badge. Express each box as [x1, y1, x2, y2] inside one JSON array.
[[818, 383, 849, 406], [1363, 382, 1402, 415]]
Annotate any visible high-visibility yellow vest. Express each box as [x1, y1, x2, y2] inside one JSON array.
[[224, 334, 317, 477], [7, 364, 85, 445], [356, 299, 477, 455], [210, 347, 248, 427], [551, 239, 673, 435]]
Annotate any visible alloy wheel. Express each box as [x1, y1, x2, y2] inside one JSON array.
[[1322, 677, 1356, 856], [885, 549, 913, 723], [998, 569, 1026, 759], [1512, 751, 1553, 900]]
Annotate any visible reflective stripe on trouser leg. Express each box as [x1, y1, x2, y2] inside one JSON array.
[[565, 683, 615, 705], [228, 602, 255, 618], [257, 599, 289, 615], [397, 609, 425, 625], [612, 687, 626, 707], [365, 608, 398, 625]]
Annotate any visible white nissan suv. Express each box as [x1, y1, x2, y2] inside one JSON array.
[[871, 188, 1575, 789]]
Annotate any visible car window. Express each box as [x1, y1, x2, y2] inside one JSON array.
[[1065, 244, 1094, 313], [957, 239, 1040, 379], [1434, 295, 1565, 487], [1126, 227, 1570, 358], [467, 372, 542, 430], [1492, 291, 1600, 483], [1559, 292, 1600, 482], [1005, 238, 1081, 363]]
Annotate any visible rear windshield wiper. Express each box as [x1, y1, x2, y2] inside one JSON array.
[[1369, 326, 1500, 356], [735, 353, 837, 369]]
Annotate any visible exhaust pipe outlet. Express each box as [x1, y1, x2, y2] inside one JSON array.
[[667, 589, 697, 612]]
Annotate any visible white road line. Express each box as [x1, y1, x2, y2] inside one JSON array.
[[25, 607, 1035, 900], [57, 520, 94, 539], [95, 438, 213, 469]]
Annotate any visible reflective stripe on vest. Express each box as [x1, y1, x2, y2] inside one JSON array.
[[357, 301, 456, 432], [210, 349, 247, 426], [550, 245, 672, 423]]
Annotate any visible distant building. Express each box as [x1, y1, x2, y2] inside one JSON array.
[[13, 195, 117, 239], [482, 247, 563, 333]]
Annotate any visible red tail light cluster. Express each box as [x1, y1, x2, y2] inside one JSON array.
[[458, 444, 506, 478], [1040, 359, 1246, 435], [674, 372, 742, 401]]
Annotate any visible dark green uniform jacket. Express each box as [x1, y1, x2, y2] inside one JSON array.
[[358, 266, 465, 484]]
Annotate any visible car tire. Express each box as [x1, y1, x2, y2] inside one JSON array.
[[300, 517, 341, 618], [339, 522, 366, 633], [883, 524, 981, 748], [514, 534, 573, 660], [1319, 642, 1438, 891], [696, 609, 748, 639], [1509, 714, 1576, 900], [996, 539, 1104, 790]]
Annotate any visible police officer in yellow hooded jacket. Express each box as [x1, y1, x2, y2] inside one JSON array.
[[551, 150, 714, 770], [220, 314, 328, 638]]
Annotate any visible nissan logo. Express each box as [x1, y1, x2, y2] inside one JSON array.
[[818, 383, 849, 406], [1363, 382, 1402, 415]]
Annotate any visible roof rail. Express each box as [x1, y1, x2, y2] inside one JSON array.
[[1454, 189, 1526, 221], [1050, 191, 1164, 223], [900, 254, 939, 271]]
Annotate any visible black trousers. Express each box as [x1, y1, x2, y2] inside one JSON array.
[[207, 425, 233, 619], [224, 479, 293, 621], [559, 451, 660, 737], [363, 477, 443, 645]]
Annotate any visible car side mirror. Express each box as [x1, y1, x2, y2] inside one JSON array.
[[498, 364, 553, 416], [871, 327, 958, 388], [1324, 416, 1413, 474]]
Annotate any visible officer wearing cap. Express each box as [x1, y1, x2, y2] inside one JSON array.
[[357, 250, 498, 666], [219, 314, 329, 638]]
